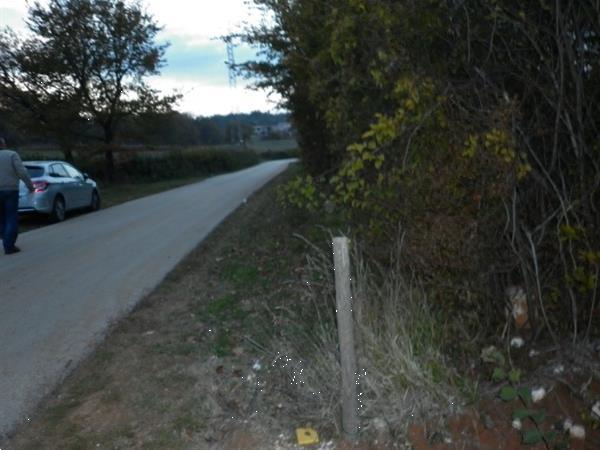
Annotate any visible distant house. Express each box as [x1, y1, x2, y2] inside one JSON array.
[[253, 125, 270, 138]]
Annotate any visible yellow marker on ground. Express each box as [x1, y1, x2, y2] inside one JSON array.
[[296, 427, 319, 445]]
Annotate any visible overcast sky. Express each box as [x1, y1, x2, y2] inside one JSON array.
[[0, 0, 280, 117]]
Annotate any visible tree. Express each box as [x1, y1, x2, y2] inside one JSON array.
[[0, 27, 85, 159], [0, 0, 178, 178], [195, 118, 224, 145]]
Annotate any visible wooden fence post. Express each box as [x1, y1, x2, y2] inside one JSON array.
[[332, 237, 359, 438]]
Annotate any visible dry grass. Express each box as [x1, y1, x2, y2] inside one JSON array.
[[254, 235, 461, 439]]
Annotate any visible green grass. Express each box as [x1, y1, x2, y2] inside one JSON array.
[[246, 137, 298, 153], [212, 332, 233, 357], [173, 412, 205, 433], [223, 263, 260, 287], [150, 339, 199, 356], [98, 176, 206, 208]]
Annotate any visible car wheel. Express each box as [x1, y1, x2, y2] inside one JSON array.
[[50, 196, 66, 222], [89, 190, 101, 211]]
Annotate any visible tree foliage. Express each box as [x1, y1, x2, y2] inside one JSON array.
[[0, 0, 178, 177], [239, 0, 600, 340]]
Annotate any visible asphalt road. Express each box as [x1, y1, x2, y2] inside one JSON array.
[[0, 159, 294, 439]]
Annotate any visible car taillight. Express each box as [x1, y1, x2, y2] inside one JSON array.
[[33, 181, 49, 193]]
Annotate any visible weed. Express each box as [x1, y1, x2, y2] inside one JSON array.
[[70, 372, 112, 398], [213, 332, 233, 356], [173, 412, 205, 433], [223, 263, 260, 288], [206, 295, 237, 317], [45, 401, 81, 428], [198, 294, 246, 326]]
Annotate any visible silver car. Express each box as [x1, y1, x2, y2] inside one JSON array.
[[18, 161, 101, 222]]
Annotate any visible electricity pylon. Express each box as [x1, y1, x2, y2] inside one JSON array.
[[226, 41, 236, 89], [226, 40, 244, 147]]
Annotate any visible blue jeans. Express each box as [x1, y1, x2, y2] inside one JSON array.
[[0, 190, 19, 253]]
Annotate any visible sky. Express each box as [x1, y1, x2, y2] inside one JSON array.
[[0, 0, 280, 117]]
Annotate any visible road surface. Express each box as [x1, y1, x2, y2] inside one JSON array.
[[0, 159, 293, 440]]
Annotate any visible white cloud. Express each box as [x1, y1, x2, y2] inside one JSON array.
[[149, 76, 282, 117], [147, 0, 260, 44], [0, 1, 28, 31]]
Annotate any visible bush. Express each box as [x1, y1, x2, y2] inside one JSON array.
[[77, 148, 261, 182]]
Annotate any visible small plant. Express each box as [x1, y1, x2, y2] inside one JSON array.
[[488, 350, 569, 448]]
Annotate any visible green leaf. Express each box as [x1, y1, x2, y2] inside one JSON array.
[[500, 385, 518, 401], [522, 429, 543, 445], [544, 431, 557, 442], [517, 387, 532, 404], [531, 410, 546, 424], [512, 408, 532, 420], [492, 367, 507, 381], [508, 369, 522, 383]]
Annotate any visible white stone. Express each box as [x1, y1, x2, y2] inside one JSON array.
[[512, 419, 522, 430], [510, 337, 525, 348], [531, 387, 546, 403], [592, 401, 600, 420], [371, 417, 387, 433], [569, 424, 585, 440]]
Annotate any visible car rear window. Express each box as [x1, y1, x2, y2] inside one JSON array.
[[25, 166, 45, 178]]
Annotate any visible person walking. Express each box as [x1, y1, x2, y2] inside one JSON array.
[[0, 137, 34, 255]]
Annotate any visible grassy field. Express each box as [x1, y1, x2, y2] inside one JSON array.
[[98, 176, 208, 209], [245, 137, 297, 153]]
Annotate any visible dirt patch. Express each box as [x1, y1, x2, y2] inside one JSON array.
[[408, 345, 600, 450]]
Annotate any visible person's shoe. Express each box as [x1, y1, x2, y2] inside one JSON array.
[[5, 246, 21, 255]]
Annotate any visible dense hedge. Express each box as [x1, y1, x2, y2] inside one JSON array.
[[20, 147, 289, 183], [109, 149, 261, 182], [241, 0, 600, 341]]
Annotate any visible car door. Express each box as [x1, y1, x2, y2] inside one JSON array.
[[48, 163, 75, 209], [62, 163, 90, 208]]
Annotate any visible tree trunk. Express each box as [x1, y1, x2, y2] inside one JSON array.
[[103, 125, 115, 181], [104, 147, 114, 181], [61, 144, 74, 162]]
